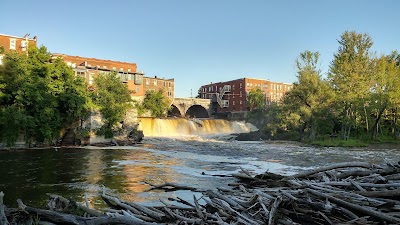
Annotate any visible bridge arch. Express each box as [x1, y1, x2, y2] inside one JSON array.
[[168, 104, 183, 117], [186, 105, 209, 118], [171, 98, 211, 118]]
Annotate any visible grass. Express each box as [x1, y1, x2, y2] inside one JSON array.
[[311, 138, 369, 147]]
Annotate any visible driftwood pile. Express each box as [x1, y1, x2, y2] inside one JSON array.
[[2, 162, 400, 224]]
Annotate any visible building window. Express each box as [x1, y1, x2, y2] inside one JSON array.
[[136, 86, 140, 93], [232, 84, 235, 90], [9, 38, 16, 50], [89, 73, 95, 85], [240, 91, 242, 97], [240, 100, 242, 105], [21, 40, 28, 51], [233, 101, 235, 106], [240, 83, 242, 88], [146, 78, 149, 85], [76, 71, 86, 78], [153, 79, 157, 86], [163, 81, 166, 87]]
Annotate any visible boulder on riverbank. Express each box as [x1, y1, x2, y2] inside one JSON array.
[[235, 130, 269, 141]]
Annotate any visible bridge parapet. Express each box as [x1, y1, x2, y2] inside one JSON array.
[[172, 98, 211, 118]]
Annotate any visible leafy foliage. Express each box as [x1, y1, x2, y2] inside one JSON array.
[[137, 89, 171, 117], [0, 46, 90, 146], [283, 51, 334, 141], [251, 31, 400, 145], [247, 87, 265, 111], [90, 72, 133, 138]]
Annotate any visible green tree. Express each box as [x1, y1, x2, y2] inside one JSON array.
[[328, 31, 374, 139], [137, 89, 171, 117], [284, 51, 334, 141], [247, 87, 265, 111], [0, 46, 90, 146], [368, 52, 400, 139], [90, 72, 133, 138]]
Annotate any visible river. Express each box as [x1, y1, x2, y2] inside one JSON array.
[[0, 119, 399, 208]]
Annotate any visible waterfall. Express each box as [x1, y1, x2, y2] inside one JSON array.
[[137, 117, 257, 137]]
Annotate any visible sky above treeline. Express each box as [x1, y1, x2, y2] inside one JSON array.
[[1, 0, 399, 97]]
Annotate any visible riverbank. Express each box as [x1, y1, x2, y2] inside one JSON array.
[[234, 130, 400, 148], [2, 162, 400, 224]]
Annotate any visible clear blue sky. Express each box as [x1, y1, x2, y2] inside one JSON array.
[[1, 0, 399, 97]]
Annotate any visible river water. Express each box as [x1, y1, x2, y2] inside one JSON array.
[[0, 119, 399, 208]]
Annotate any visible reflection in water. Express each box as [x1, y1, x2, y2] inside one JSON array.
[[0, 148, 185, 207], [1, 137, 399, 208]]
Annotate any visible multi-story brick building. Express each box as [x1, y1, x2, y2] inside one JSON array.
[[0, 33, 37, 65], [51, 53, 145, 97], [143, 76, 175, 101], [199, 78, 292, 114], [51, 54, 175, 100]]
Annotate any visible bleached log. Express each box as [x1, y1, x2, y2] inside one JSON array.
[[316, 181, 400, 188], [18, 198, 162, 225], [268, 196, 282, 225], [207, 190, 245, 210], [356, 189, 400, 198], [0, 192, 9, 225], [384, 173, 400, 180], [212, 198, 259, 225], [306, 183, 386, 204], [159, 198, 194, 210], [101, 194, 156, 222], [258, 197, 270, 219], [286, 162, 372, 179], [193, 195, 205, 220], [47, 193, 103, 217], [143, 181, 197, 191], [307, 188, 400, 224], [350, 180, 366, 191], [336, 169, 373, 179], [125, 202, 166, 222]]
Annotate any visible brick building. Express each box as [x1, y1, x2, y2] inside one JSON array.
[[0, 33, 37, 65], [143, 76, 175, 101], [51, 53, 145, 96], [51, 54, 175, 99], [199, 78, 292, 114]]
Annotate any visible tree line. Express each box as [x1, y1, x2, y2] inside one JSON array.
[[247, 31, 400, 144], [0, 46, 171, 147]]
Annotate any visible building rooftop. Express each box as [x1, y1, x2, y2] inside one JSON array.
[[0, 33, 37, 41]]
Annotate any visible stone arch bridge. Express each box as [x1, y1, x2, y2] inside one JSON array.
[[169, 98, 211, 118]]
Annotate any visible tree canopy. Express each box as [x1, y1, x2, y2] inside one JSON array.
[[137, 89, 171, 117], [90, 72, 133, 138], [252, 31, 400, 144], [247, 87, 265, 111], [0, 46, 90, 146]]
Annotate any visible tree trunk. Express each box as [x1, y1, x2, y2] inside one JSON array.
[[371, 105, 386, 138], [309, 118, 316, 142], [363, 104, 369, 133]]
